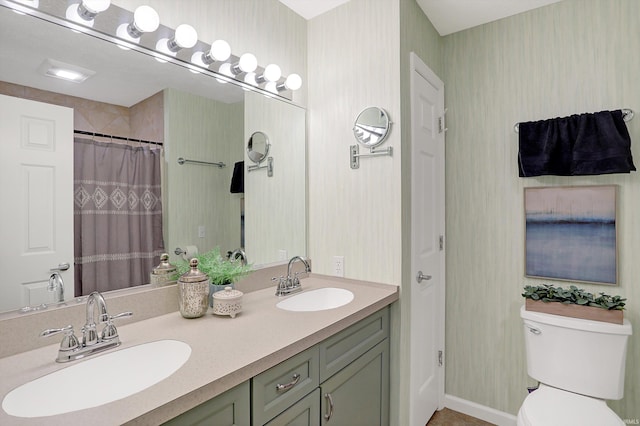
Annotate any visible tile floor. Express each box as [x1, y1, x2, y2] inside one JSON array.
[[426, 408, 495, 425]]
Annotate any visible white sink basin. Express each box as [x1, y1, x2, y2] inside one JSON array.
[[2, 339, 191, 418], [277, 287, 354, 312]]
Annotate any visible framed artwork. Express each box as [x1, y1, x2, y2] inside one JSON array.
[[524, 185, 617, 285]]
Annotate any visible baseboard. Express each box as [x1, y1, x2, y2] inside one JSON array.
[[443, 394, 517, 426]]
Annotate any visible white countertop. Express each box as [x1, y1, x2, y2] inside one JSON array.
[[0, 275, 398, 425]]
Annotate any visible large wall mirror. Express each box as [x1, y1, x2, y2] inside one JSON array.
[[0, 1, 306, 314]]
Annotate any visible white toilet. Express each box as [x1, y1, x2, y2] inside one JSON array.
[[518, 305, 632, 426]]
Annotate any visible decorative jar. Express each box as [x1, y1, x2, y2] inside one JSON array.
[[177, 258, 210, 318], [212, 286, 243, 318], [150, 253, 177, 287]]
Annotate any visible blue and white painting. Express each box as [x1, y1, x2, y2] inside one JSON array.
[[525, 186, 617, 285]]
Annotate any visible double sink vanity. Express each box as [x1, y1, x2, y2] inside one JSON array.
[[0, 274, 398, 425]]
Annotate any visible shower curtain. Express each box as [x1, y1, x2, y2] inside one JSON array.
[[74, 138, 164, 295]]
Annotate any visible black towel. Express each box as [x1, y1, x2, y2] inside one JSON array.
[[518, 110, 635, 177], [230, 161, 244, 193]]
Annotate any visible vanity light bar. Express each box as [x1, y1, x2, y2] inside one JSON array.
[[2, 0, 302, 100]]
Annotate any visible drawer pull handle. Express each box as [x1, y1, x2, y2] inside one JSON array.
[[324, 393, 334, 421], [275, 373, 300, 392]]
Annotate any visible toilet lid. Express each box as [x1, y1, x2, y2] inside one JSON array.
[[518, 385, 623, 426]]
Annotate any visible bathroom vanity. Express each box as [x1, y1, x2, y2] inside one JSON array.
[[165, 307, 389, 425], [0, 275, 398, 425]]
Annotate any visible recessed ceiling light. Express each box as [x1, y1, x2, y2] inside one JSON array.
[[37, 58, 96, 83]]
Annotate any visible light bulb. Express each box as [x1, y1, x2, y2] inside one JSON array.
[[133, 5, 159, 33], [116, 6, 159, 44], [263, 64, 282, 82], [256, 63, 282, 84], [157, 23, 197, 58], [173, 24, 197, 49], [199, 39, 231, 66], [65, 0, 109, 27], [284, 73, 302, 91], [265, 82, 278, 94], [232, 53, 257, 74], [191, 52, 207, 67], [216, 63, 234, 83], [244, 72, 257, 86], [210, 40, 231, 62], [80, 0, 110, 14]]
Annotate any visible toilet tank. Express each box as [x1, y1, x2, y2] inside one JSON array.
[[520, 305, 632, 400]]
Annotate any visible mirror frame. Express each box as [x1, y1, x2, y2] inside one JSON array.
[[247, 131, 271, 164], [352, 106, 391, 148]]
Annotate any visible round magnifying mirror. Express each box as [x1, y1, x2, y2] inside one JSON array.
[[353, 107, 391, 148], [247, 131, 270, 164]]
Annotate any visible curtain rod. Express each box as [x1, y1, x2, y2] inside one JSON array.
[[74, 130, 163, 146], [513, 108, 634, 133]]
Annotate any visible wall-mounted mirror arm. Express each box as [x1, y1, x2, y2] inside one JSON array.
[[350, 145, 393, 169], [247, 156, 274, 177]]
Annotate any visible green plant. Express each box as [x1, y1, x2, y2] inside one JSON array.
[[522, 284, 626, 311], [176, 247, 253, 285]]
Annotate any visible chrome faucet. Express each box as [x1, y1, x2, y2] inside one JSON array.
[[47, 272, 65, 303], [228, 248, 248, 266], [40, 291, 132, 363], [274, 256, 311, 296], [83, 291, 109, 346]]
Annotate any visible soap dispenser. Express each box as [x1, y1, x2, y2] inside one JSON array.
[[177, 258, 210, 318]]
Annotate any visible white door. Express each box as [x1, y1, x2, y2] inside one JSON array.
[[409, 52, 446, 426], [0, 94, 74, 311]]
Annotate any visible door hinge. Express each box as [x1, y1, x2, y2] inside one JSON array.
[[439, 235, 444, 251], [438, 109, 448, 134], [438, 350, 443, 367]]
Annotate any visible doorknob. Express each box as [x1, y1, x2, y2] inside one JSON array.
[[416, 271, 432, 283], [50, 262, 70, 272]]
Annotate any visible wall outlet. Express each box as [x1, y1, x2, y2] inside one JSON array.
[[333, 256, 344, 277], [198, 225, 205, 238], [278, 249, 288, 261]]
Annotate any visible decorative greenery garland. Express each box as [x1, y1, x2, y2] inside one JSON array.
[[522, 284, 626, 311]]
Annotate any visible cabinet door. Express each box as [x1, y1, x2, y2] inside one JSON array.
[[162, 381, 250, 426], [265, 388, 320, 426], [320, 340, 389, 426]]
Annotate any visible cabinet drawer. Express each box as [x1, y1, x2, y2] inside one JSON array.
[[252, 346, 320, 425], [319, 307, 389, 382]]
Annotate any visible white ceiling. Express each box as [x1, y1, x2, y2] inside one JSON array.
[[279, 0, 564, 35]]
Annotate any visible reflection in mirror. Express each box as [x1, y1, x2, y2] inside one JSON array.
[[247, 131, 270, 164], [0, 2, 306, 314], [353, 106, 391, 147]]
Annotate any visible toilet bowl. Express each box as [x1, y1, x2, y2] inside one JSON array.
[[517, 384, 623, 426], [518, 306, 632, 426]]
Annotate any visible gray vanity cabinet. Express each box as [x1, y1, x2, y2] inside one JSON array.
[[163, 307, 389, 426], [319, 340, 389, 425], [162, 381, 250, 426]]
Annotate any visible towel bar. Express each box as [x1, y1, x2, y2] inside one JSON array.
[[514, 108, 634, 133]]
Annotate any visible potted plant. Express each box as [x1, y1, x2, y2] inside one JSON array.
[[176, 247, 253, 306], [522, 284, 626, 324]]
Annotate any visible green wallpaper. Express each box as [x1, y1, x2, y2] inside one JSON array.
[[443, 0, 640, 418]]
